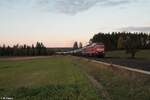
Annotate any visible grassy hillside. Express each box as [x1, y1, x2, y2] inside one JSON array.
[[106, 49, 150, 59], [0, 56, 100, 100]]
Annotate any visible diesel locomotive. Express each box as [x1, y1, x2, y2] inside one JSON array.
[[65, 43, 105, 58]]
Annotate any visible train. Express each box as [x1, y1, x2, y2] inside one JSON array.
[[57, 43, 105, 58]]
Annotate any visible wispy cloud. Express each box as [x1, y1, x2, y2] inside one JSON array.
[[118, 26, 150, 32], [0, 0, 138, 15], [102, 0, 131, 6], [37, 0, 100, 15], [0, 0, 36, 9], [38, 0, 134, 15]]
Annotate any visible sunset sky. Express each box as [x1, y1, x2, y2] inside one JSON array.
[[0, 0, 150, 47]]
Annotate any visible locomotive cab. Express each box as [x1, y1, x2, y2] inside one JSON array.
[[82, 43, 105, 58]]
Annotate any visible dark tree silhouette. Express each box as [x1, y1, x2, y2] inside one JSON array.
[[91, 32, 150, 51], [117, 35, 124, 49], [125, 36, 139, 58], [79, 42, 83, 48], [0, 42, 55, 56], [73, 41, 78, 49]]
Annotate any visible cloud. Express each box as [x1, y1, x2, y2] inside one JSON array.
[[37, 0, 100, 15], [102, 0, 131, 6], [38, 0, 134, 15], [118, 26, 150, 32], [0, 0, 137, 15], [0, 0, 36, 9]]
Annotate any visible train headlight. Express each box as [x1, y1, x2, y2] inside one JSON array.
[[96, 48, 101, 51]]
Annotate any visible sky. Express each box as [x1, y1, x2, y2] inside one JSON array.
[[0, 0, 150, 47]]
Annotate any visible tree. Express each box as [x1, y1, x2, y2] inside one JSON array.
[[117, 36, 124, 49], [0, 45, 1, 56], [36, 42, 42, 55], [91, 32, 150, 51], [2, 44, 6, 56], [0, 42, 55, 56], [31, 44, 35, 56], [13, 44, 19, 56], [125, 36, 139, 58], [79, 42, 83, 48], [35, 42, 47, 56], [73, 41, 78, 49]]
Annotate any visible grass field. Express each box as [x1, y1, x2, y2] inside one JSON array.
[[75, 57, 150, 100], [0, 56, 150, 100], [96, 50, 150, 71], [0, 56, 100, 100], [106, 49, 150, 59]]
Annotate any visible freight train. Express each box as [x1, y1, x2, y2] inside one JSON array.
[[58, 43, 105, 58]]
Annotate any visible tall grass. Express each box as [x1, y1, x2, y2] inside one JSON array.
[[0, 56, 100, 100], [76, 57, 150, 100]]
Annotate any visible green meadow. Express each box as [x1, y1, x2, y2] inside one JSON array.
[[0, 56, 100, 100], [106, 49, 150, 59], [0, 56, 150, 100]]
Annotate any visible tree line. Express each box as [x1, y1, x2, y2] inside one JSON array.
[[91, 32, 150, 51], [0, 42, 55, 56], [73, 41, 83, 49], [91, 32, 150, 58]]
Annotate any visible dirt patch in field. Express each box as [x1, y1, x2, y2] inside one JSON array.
[[72, 57, 111, 100], [85, 73, 111, 100]]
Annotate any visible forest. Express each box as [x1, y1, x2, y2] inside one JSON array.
[[91, 32, 150, 51], [0, 42, 55, 56], [1, 32, 150, 56]]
